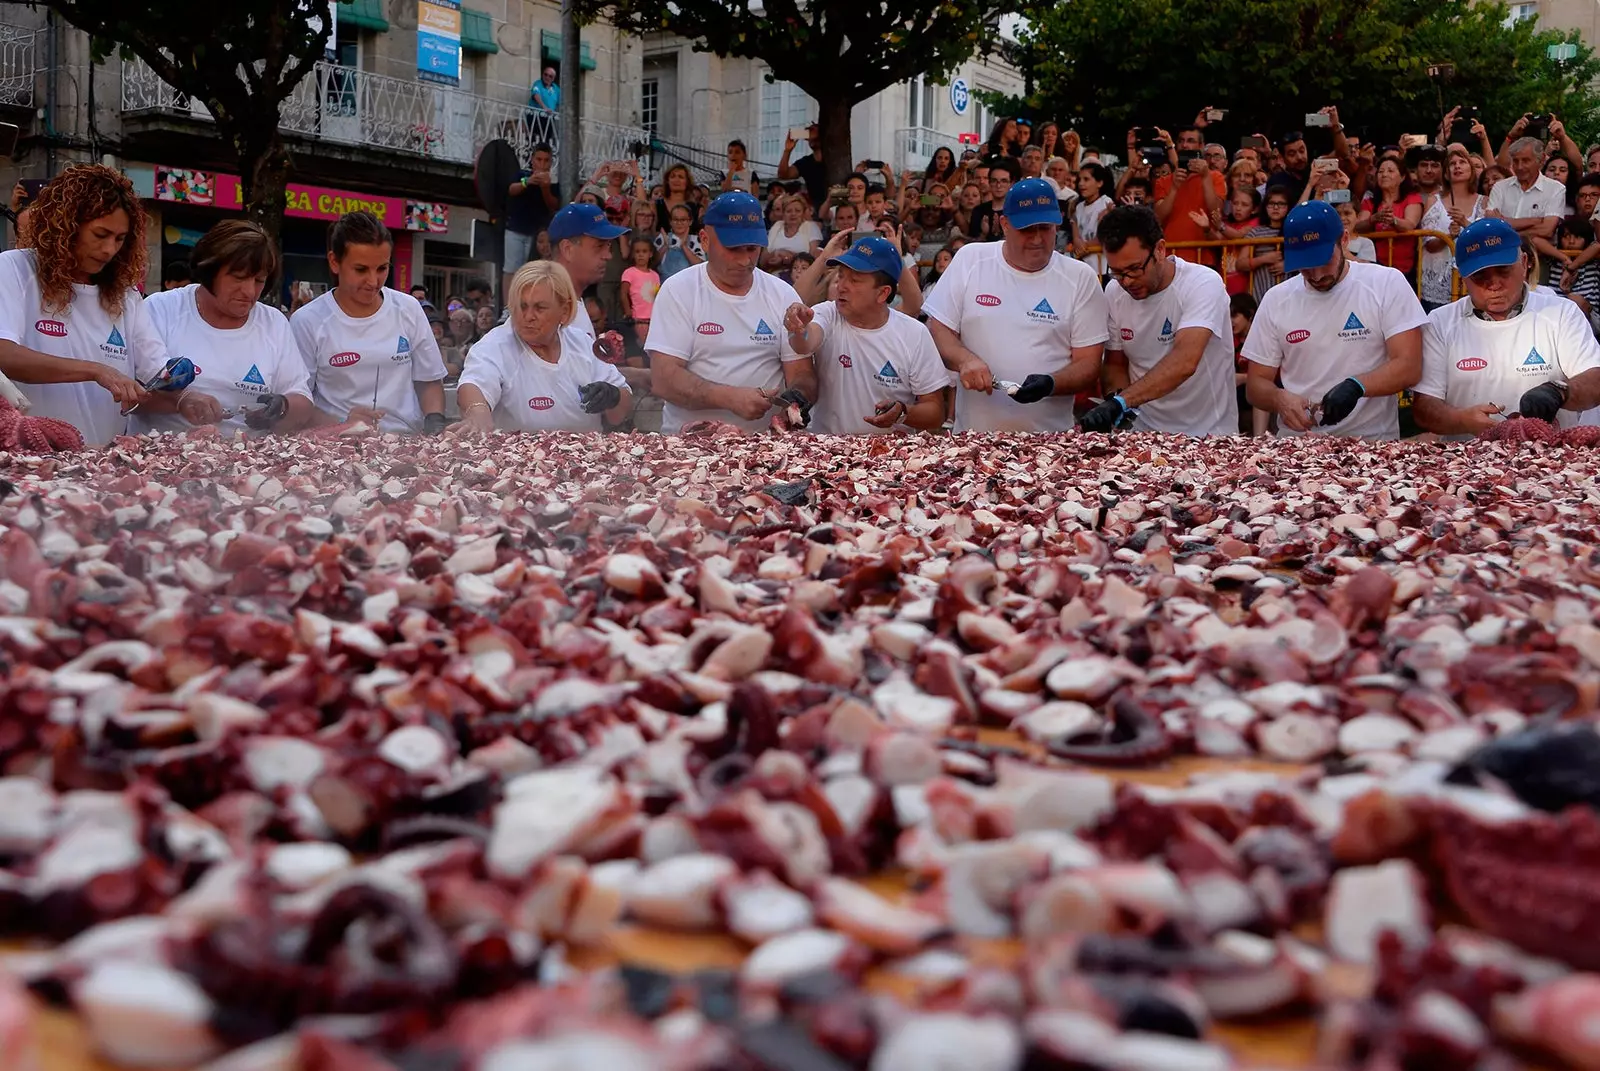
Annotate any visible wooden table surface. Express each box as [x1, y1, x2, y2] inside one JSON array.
[[14, 756, 1463, 1070]]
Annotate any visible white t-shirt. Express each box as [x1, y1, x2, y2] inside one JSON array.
[[768, 221, 822, 255], [1487, 174, 1567, 221], [644, 262, 807, 434], [1348, 236, 1377, 264], [0, 249, 167, 446], [922, 241, 1109, 433], [808, 302, 949, 434], [290, 288, 447, 433], [1419, 286, 1600, 439], [1074, 195, 1113, 274], [458, 322, 628, 433], [1241, 260, 1427, 440], [137, 285, 311, 435], [1105, 258, 1238, 436]]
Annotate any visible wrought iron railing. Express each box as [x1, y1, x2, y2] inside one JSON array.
[[120, 58, 650, 179], [0, 24, 40, 109], [896, 126, 953, 175]]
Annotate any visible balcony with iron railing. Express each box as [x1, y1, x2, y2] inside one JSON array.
[[0, 24, 40, 109], [896, 126, 958, 175], [120, 58, 650, 180]]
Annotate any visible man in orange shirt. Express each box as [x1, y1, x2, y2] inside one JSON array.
[[1153, 126, 1226, 266]]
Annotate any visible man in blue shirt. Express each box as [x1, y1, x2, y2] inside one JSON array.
[[530, 67, 560, 112], [504, 142, 560, 299]]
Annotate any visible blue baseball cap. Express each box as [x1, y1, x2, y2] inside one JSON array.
[[1455, 217, 1523, 278], [827, 235, 903, 284], [703, 192, 768, 248], [1281, 200, 1343, 273], [1003, 178, 1063, 229], [548, 203, 627, 243]]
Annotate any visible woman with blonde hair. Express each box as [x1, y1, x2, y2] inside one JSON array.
[[454, 259, 631, 433], [0, 163, 166, 444]]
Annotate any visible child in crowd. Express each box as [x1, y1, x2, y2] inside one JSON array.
[[830, 202, 861, 240], [1339, 201, 1377, 263], [1221, 188, 1262, 295], [655, 204, 702, 282], [1557, 215, 1600, 332], [1236, 186, 1291, 302], [862, 187, 890, 231], [786, 251, 815, 287], [922, 246, 955, 308], [1230, 292, 1271, 437], [620, 238, 661, 349]]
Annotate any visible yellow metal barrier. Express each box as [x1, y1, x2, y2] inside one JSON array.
[[1083, 230, 1465, 301]]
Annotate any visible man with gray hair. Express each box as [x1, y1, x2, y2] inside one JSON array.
[[1204, 143, 1229, 172], [1486, 135, 1566, 242]]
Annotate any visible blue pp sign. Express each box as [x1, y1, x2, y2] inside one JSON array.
[[950, 78, 970, 116]]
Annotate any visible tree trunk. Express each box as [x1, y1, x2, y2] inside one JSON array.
[[816, 91, 854, 187], [235, 123, 293, 282]]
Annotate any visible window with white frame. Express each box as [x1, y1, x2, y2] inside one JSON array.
[[641, 78, 659, 134], [1505, 2, 1537, 25], [907, 75, 936, 130], [758, 71, 815, 164], [972, 94, 993, 141]]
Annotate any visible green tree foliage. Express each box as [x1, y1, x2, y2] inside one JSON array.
[[1008, 0, 1600, 154], [579, 0, 1017, 184], [37, 0, 332, 247]]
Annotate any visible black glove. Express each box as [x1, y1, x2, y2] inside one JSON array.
[[1011, 373, 1057, 404], [1519, 381, 1567, 422], [423, 412, 448, 435], [579, 380, 622, 414], [1078, 393, 1136, 433], [242, 393, 289, 430], [1318, 377, 1365, 427], [773, 387, 813, 428]]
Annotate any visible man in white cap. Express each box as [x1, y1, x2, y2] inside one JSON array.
[[1085, 204, 1238, 435], [924, 176, 1107, 432], [646, 191, 817, 433], [1414, 217, 1600, 438], [1242, 199, 1426, 438], [784, 234, 948, 434]]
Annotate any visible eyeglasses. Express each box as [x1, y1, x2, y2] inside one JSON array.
[[1108, 250, 1156, 282]]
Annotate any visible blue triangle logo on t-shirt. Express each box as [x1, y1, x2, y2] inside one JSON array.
[[397, 335, 411, 353], [1161, 318, 1173, 334], [242, 364, 266, 386], [106, 327, 125, 347], [1524, 347, 1547, 367], [1343, 313, 1365, 331], [879, 361, 899, 379], [1033, 298, 1055, 315], [754, 319, 775, 336]]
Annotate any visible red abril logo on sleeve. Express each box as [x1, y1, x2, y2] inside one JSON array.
[[528, 397, 555, 410], [329, 351, 362, 367], [1120, 328, 1134, 341], [839, 354, 853, 368], [975, 294, 1002, 307], [696, 322, 724, 335], [1286, 330, 1311, 344], [34, 320, 67, 338]]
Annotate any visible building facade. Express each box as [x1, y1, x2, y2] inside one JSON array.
[[0, 0, 648, 298], [639, 35, 1025, 180]]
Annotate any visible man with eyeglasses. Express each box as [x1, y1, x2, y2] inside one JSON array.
[[925, 177, 1107, 432], [1083, 205, 1237, 435], [1242, 200, 1426, 439]]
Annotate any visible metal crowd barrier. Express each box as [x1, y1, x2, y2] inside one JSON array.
[[1084, 231, 1466, 301]]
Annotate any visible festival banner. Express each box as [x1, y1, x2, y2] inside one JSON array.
[[417, 0, 461, 86]]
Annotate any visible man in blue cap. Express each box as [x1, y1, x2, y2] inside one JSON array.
[[645, 191, 817, 434], [924, 177, 1108, 432], [1414, 217, 1600, 439], [783, 234, 949, 434], [1241, 199, 1426, 439], [546, 202, 632, 374]]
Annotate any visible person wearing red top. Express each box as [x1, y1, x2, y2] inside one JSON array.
[[1153, 126, 1227, 266], [1356, 158, 1425, 281]]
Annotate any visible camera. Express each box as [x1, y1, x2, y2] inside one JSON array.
[[1323, 189, 1351, 204], [1305, 112, 1332, 128], [1524, 113, 1550, 138]]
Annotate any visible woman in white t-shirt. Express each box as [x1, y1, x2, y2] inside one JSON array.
[[766, 195, 823, 264], [1071, 162, 1114, 279], [137, 221, 315, 435], [290, 211, 449, 434], [0, 164, 169, 445], [1420, 149, 1486, 312], [454, 260, 632, 434]]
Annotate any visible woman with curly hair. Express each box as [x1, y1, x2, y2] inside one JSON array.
[[0, 163, 167, 444]]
